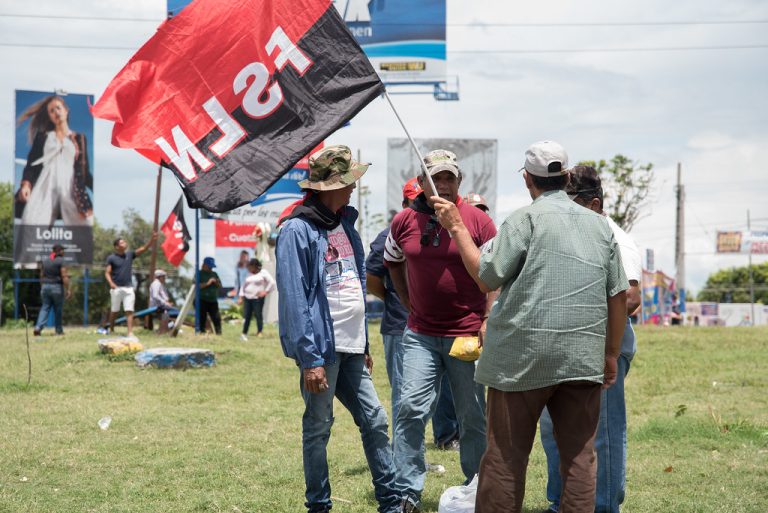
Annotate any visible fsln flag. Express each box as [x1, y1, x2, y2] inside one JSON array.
[[161, 197, 192, 267], [91, 0, 384, 213]]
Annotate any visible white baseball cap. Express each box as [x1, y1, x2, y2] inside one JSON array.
[[520, 141, 569, 177]]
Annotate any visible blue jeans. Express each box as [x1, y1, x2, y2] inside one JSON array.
[[393, 328, 487, 503], [432, 374, 459, 446], [242, 297, 265, 334], [300, 352, 400, 513], [36, 284, 64, 334], [541, 355, 631, 513], [382, 332, 459, 447], [382, 333, 404, 443]]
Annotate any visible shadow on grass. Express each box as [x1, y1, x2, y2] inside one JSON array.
[[342, 464, 369, 477]]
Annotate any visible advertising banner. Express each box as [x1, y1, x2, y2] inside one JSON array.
[[214, 168, 309, 226], [387, 138, 497, 221], [716, 230, 768, 254], [336, 0, 446, 83], [215, 221, 258, 248], [641, 270, 677, 325], [14, 90, 94, 265]]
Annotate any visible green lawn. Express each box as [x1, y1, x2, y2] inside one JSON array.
[[0, 324, 766, 512]]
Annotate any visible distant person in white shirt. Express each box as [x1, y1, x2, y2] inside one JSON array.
[[149, 269, 175, 334], [238, 258, 275, 341]]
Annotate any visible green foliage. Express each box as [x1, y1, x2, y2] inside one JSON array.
[[697, 261, 768, 303], [0, 179, 191, 325], [578, 155, 654, 232]]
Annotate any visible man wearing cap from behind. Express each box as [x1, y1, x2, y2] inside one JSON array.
[[149, 269, 175, 334], [34, 243, 71, 336], [432, 141, 628, 513], [276, 145, 401, 513], [198, 256, 222, 335], [539, 165, 642, 513], [384, 149, 496, 512]]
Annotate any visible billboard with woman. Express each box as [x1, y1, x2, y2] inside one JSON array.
[[14, 90, 94, 265]]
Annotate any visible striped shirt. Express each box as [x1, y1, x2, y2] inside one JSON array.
[[476, 190, 628, 392]]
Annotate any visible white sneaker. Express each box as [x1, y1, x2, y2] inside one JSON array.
[[240, 334, 248, 342], [425, 463, 445, 474]]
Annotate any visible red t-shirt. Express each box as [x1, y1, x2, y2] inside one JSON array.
[[385, 198, 496, 337]]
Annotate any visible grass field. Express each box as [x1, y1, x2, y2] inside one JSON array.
[[0, 323, 766, 513]]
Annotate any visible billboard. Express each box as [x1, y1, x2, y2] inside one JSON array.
[[335, 0, 446, 83], [641, 270, 677, 325], [387, 138, 497, 221], [716, 231, 768, 254], [169, 0, 446, 83], [14, 90, 94, 265]]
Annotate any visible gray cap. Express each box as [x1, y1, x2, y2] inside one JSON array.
[[520, 141, 569, 177]]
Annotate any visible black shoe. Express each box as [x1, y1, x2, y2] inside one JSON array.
[[400, 498, 420, 513], [437, 438, 460, 451], [33, 328, 41, 337]]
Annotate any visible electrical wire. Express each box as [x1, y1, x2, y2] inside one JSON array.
[[1, 41, 767, 53], [2, 13, 768, 26]]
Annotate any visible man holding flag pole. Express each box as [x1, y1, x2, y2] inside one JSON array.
[[92, 0, 449, 508]]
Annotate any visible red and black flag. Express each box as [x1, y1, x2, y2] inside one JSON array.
[[161, 197, 192, 267], [91, 0, 384, 213]]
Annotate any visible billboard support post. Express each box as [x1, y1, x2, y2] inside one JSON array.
[[748, 209, 755, 326]]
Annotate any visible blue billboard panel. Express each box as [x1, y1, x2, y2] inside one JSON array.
[[334, 0, 446, 83]]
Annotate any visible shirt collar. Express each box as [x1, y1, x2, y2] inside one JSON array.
[[532, 189, 568, 204]]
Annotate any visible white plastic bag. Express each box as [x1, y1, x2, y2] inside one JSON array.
[[438, 474, 478, 513]]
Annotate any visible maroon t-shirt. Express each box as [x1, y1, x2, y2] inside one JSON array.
[[385, 198, 496, 337]]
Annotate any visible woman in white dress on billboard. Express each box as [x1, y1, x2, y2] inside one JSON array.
[[15, 95, 93, 227]]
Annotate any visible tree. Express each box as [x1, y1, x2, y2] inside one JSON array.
[[697, 262, 768, 304], [578, 155, 653, 232], [0, 187, 192, 326]]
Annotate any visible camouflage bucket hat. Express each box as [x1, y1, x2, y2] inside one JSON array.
[[298, 145, 369, 191]]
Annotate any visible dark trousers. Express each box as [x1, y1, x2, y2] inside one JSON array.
[[36, 284, 64, 334], [476, 382, 602, 513], [199, 299, 222, 334], [242, 297, 265, 334]]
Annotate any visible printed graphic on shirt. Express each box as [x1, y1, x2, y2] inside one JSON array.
[[325, 225, 365, 353]]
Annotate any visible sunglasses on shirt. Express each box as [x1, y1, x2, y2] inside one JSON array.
[[420, 217, 441, 247]]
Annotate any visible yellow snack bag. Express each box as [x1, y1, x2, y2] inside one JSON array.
[[449, 336, 481, 362]]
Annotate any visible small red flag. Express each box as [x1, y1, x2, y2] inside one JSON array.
[[161, 197, 192, 267]]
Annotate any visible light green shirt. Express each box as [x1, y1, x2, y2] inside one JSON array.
[[476, 190, 628, 392]]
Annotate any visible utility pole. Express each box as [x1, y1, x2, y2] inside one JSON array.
[[674, 162, 686, 321], [748, 209, 756, 326]]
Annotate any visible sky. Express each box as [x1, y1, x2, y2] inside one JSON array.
[[0, 0, 766, 294]]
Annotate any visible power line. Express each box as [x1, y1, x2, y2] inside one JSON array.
[[2, 13, 768, 26], [0, 13, 161, 22], [1, 41, 767, 53], [449, 45, 768, 54]]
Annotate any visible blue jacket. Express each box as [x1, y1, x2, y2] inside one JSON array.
[[276, 206, 369, 369]]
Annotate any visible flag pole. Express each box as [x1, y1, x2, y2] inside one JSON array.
[[145, 164, 162, 330], [383, 90, 438, 196]]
